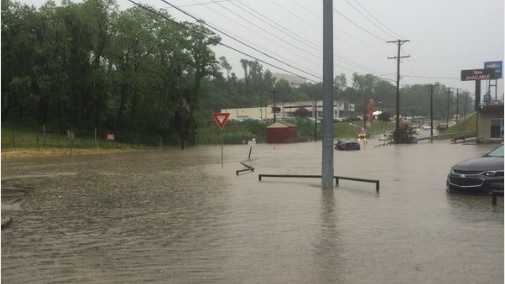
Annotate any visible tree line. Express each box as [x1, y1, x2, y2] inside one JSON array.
[[2, 0, 472, 145]]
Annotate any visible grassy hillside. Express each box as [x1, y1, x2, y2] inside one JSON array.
[[447, 113, 477, 134]]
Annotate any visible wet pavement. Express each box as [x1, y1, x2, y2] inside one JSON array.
[[1, 140, 503, 283]]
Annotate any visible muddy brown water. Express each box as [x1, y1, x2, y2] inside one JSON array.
[[2, 141, 503, 283]]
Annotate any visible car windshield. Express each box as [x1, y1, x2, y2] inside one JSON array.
[[485, 145, 504, 157]]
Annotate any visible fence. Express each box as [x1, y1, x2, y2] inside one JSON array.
[[2, 125, 127, 150]]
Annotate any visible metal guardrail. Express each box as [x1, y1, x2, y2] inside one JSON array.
[[258, 174, 380, 193]]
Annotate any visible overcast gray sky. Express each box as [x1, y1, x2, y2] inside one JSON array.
[[24, 0, 504, 95]]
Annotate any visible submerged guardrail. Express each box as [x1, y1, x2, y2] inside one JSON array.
[[258, 174, 380, 193]]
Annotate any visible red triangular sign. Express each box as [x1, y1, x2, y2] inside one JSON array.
[[213, 112, 230, 129]]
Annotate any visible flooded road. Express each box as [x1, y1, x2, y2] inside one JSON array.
[[2, 141, 503, 283]]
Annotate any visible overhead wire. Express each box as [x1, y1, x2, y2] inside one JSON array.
[[220, 0, 389, 76], [178, 0, 234, 8], [200, 2, 322, 76], [206, 0, 322, 62], [352, 0, 403, 39], [230, 0, 321, 51], [125, 0, 321, 82], [333, 7, 388, 42], [343, 0, 398, 40], [158, 0, 323, 80]]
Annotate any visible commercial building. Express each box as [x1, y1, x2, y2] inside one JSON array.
[[222, 100, 355, 122], [477, 103, 504, 143]]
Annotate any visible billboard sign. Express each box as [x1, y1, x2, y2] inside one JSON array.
[[461, 69, 495, 81], [484, 61, 502, 79]]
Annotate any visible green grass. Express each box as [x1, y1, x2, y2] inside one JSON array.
[[334, 120, 394, 139], [447, 113, 477, 134], [2, 128, 132, 149], [334, 122, 360, 138]]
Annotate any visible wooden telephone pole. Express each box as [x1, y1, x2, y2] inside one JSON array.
[[387, 40, 410, 142]]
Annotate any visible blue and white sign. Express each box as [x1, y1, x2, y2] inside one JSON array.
[[484, 61, 502, 79]]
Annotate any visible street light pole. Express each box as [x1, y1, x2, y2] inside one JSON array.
[[430, 85, 434, 143], [321, 0, 334, 189]]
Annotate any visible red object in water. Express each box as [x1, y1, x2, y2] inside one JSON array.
[[266, 122, 297, 143]]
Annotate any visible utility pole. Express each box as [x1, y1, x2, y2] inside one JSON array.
[[362, 92, 367, 131], [313, 98, 318, 140], [387, 39, 410, 142], [272, 89, 277, 123], [446, 88, 451, 125], [455, 88, 459, 121], [463, 93, 467, 119], [430, 85, 434, 143], [321, 0, 334, 189]]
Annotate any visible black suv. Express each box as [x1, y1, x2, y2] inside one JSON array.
[[447, 145, 504, 193]]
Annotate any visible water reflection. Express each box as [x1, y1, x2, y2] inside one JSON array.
[[446, 191, 504, 220], [312, 189, 342, 283]]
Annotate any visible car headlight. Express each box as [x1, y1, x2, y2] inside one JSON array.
[[484, 171, 500, 177]]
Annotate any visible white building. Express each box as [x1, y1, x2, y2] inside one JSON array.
[[222, 100, 355, 121]]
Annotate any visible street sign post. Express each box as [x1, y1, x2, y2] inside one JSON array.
[[213, 112, 230, 168]]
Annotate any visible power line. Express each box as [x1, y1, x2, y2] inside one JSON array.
[[178, 0, 234, 8], [403, 75, 460, 81], [208, 0, 382, 77], [287, 0, 388, 42], [206, 0, 322, 62], [229, 0, 321, 51], [351, 0, 402, 39], [219, 42, 318, 82], [156, 0, 322, 80], [343, 0, 398, 39], [228, 1, 385, 75], [125, 0, 320, 82], [230, 1, 384, 74], [201, 2, 322, 75], [333, 7, 388, 42]]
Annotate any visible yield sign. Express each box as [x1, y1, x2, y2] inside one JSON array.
[[213, 112, 230, 129]]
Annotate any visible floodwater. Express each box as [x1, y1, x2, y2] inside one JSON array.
[[2, 140, 503, 283]]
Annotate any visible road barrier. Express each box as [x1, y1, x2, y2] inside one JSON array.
[[258, 174, 380, 193]]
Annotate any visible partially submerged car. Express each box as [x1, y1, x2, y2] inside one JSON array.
[[335, 140, 360, 151], [447, 145, 504, 193]]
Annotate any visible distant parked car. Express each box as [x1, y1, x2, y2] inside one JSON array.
[[335, 140, 360, 151], [447, 145, 504, 193]]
